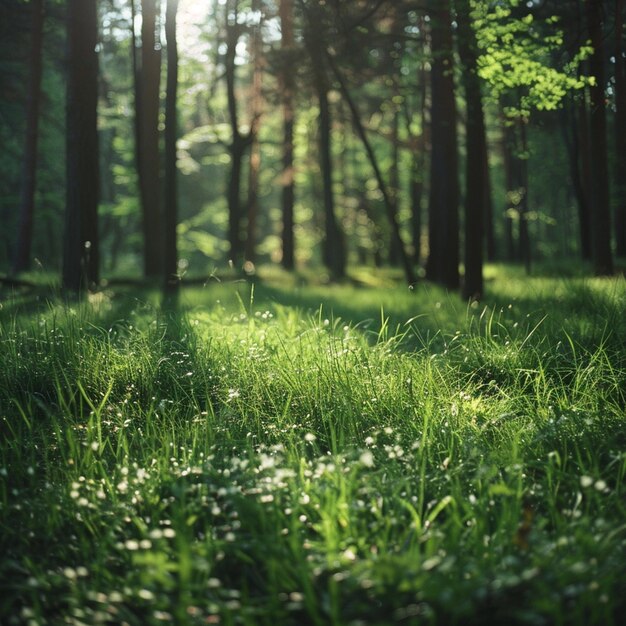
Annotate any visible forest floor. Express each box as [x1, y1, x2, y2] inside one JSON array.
[[1, 264, 625, 625]]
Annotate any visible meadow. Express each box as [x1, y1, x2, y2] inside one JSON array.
[[1, 265, 625, 625]]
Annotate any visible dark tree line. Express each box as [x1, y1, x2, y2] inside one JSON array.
[[1, 0, 624, 297]]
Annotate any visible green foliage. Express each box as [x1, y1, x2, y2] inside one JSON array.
[[471, 0, 591, 117], [1, 269, 625, 624]]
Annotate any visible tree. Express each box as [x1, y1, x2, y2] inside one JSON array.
[[63, 0, 99, 292], [302, 2, 345, 278], [223, 0, 253, 266], [12, 0, 45, 275], [280, 0, 296, 270], [426, 0, 460, 290], [244, 0, 265, 266], [586, 0, 613, 275], [615, 0, 626, 257], [136, 0, 163, 277], [456, 0, 490, 299], [163, 0, 179, 291]]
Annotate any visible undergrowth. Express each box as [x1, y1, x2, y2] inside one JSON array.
[[0, 270, 625, 625]]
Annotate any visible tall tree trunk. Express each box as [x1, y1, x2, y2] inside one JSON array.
[[388, 104, 401, 267], [163, 0, 179, 291], [483, 138, 496, 261], [13, 0, 45, 275], [224, 0, 249, 265], [245, 0, 264, 265], [316, 81, 345, 278], [586, 0, 614, 275], [327, 53, 416, 285], [517, 118, 531, 274], [426, 0, 459, 289], [409, 47, 428, 266], [410, 163, 423, 266], [280, 0, 296, 270], [63, 0, 99, 292], [615, 0, 626, 256], [303, 8, 345, 279], [562, 95, 592, 260], [456, 0, 487, 300], [138, 0, 162, 277], [501, 111, 520, 262]]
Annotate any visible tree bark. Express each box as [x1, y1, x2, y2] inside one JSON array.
[[245, 0, 264, 265], [615, 0, 626, 256], [63, 0, 99, 292], [280, 0, 296, 270], [138, 0, 162, 277], [303, 5, 345, 279], [163, 0, 179, 291], [586, 0, 614, 275], [561, 95, 593, 260], [456, 0, 487, 300], [426, 0, 459, 289], [13, 0, 45, 275], [224, 0, 250, 265]]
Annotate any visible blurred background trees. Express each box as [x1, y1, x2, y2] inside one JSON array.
[[0, 0, 623, 295]]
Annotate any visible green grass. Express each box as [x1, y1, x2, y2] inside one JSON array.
[[1, 266, 625, 625]]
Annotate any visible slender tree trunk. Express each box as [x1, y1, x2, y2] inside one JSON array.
[[13, 0, 45, 275], [130, 0, 142, 178], [410, 49, 428, 266], [245, 0, 264, 265], [501, 113, 518, 262], [410, 163, 423, 265], [388, 105, 401, 266], [138, 0, 162, 277], [483, 137, 496, 261], [586, 0, 614, 274], [517, 119, 531, 274], [562, 96, 592, 260], [426, 0, 459, 289], [224, 0, 249, 265], [456, 0, 487, 300], [164, 0, 179, 291], [63, 0, 99, 292], [615, 0, 626, 256], [280, 0, 296, 270], [316, 81, 345, 277], [302, 7, 345, 279], [327, 53, 416, 285]]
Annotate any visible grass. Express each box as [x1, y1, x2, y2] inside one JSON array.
[[1, 265, 625, 625]]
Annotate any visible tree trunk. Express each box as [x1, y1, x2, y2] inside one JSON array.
[[327, 53, 416, 285], [586, 0, 614, 275], [561, 96, 592, 260], [280, 0, 296, 270], [245, 0, 264, 265], [501, 111, 519, 262], [224, 0, 249, 265], [302, 6, 345, 279], [483, 138, 496, 262], [13, 0, 45, 275], [615, 0, 626, 256], [517, 119, 531, 274], [138, 0, 162, 277], [63, 0, 99, 292], [456, 0, 487, 300], [426, 0, 460, 289], [409, 48, 428, 266], [388, 104, 401, 267], [163, 0, 179, 291], [317, 80, 345, 278]]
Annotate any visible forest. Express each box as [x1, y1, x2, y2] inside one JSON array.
[[1, 1, 626, 625], [0, 0, 624, 294]]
